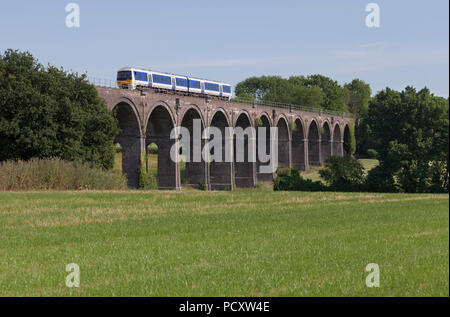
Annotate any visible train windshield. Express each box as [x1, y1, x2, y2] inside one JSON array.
[[117, 71, 132, 80]]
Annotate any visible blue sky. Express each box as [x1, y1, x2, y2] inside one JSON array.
[[0, 0, 448, 97]]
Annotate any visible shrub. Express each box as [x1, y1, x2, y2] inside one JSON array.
[[138, 153, 158, 190], [148, 143, 158, 154], [115, 143, 123, 153], [367, 149, 378, 158], [274, 168, 327, 191], [319, 156, 366, 191], [343, 119, 356, 156], [0, 158, 127, 191], [365, 164, 398, 193]]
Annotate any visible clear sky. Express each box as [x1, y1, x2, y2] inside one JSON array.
[[0, 0, 448, 97]]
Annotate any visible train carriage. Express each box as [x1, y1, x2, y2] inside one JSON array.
[[117, 67, 231, 100]]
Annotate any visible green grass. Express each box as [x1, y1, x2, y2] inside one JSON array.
[[302, 158, 379, 182], [0, 190, 448, 296]]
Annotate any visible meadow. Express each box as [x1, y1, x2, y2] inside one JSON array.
[[0, 189, 448, 296]]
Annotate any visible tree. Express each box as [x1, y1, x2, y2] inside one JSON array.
[[319, 156, 366, 191], [0, 49, 118, 169], [366, 86, 449, 193], [234, 74, 344, 112], [344, 79, 371, 116], [301, 75, 348, 112]]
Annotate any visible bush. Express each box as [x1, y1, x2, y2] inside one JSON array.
[[138, 153, 158, 190], [274, 168, 327, 191], [367, 149, 378, 158], [148, 143, 158, 154], [0, 158, 127, 191], [319, 156, 366, 191], [115, 143, 123, 153], [365, 165, 398, 193]]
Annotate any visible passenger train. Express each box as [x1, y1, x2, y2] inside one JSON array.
[[117, 67, 232, 100]]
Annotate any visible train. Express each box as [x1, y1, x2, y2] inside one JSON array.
[[116, 67, 232, 100]]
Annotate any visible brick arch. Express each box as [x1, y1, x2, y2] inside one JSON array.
[[146, 104, 179, 190], [321, 121, 332, 162], [256, 112, 273, 182], [233, 110, 254, 128], [112, 99, 143, 188], [234, 111, 255, 188], [179, 104, 206, 129], [209, 107, 231, 127], [275, 115, 290, 169], [112, 97, 142, 133], [307, 118, 320, 166], [209, 108, 233, 190], [180, 105, 206, 189], [291, 116, 306, 171], [146, 101, 176, 130], [258, 111, 273, 127]]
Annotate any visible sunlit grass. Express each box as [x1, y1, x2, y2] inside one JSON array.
[[0, 190, 447, 296]]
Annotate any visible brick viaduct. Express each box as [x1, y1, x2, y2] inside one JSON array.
[[96, 87, 352, 190]]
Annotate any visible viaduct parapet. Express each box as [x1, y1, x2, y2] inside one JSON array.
[[96, 87, 352, 189]]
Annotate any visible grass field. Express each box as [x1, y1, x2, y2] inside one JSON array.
[[0, 190, 448, 296]]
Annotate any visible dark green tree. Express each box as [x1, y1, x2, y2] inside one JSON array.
[[0, 49, 118, 169], [344, 79, 371, 116], [366, 86, 449, 193]]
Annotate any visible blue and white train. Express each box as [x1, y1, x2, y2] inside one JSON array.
[[117, 67, 232, 100]]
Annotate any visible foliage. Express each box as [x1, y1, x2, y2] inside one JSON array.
[[0, 158, 126, 190], [254, 117, 263, 127], [147, 143, 158, 154], [198, 182, 208, 191], [366, 86, 449, 193], [367, 149, 378, 158], [273, 168, 327, 191], [138, 152, 158, 190], [0, 49, 118, 169], [235, 74, 350, 112], [115, 143, 123, 153], [344, 79, 371, 117], [319, 156, 366, 191], [343, 120, 356, 156]]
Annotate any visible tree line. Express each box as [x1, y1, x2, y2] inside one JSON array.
[[236, 75, 449, 193]]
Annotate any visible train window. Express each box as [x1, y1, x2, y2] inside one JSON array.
[[176, 78, 187, 87], [223, 85, 231, 93], [153, 74, 172, 85], [117, 71, 132, 80], [189, 80, 201, 89], [205, 82, 219, 91]]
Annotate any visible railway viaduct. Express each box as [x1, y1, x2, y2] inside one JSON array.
[[96, 87, 352, 190]]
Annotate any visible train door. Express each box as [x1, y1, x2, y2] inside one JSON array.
[[172, 76, 176, 90], [148, 73, 152, 88], [219, 85, 223, 97], [201, 82, 205, 95]]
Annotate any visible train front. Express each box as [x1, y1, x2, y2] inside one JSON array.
[[117, 69, 133, 89]]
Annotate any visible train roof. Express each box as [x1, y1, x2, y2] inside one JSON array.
[[118, 67, 231, 86]]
